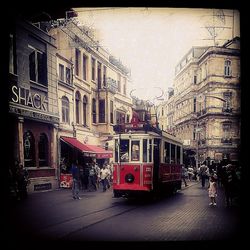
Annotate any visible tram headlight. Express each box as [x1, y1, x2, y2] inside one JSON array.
[[125, 173, 135, 183]]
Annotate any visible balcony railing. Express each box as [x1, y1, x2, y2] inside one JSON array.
[[221, 138, 232, 144]]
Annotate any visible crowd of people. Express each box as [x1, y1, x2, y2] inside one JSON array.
[[70, 160, 113, 200], [182, 161, 242, 207]]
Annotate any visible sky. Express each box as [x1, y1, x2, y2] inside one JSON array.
[[74, 8, 240, 101]]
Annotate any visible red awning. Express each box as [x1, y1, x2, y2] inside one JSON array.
[[60, 136, 113, 159]]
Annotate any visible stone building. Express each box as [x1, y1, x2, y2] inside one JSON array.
[[8, 18, 60, 192], [160, 37, 240, 166], [47, 17, 132, 176]]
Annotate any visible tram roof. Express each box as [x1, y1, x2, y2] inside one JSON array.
[[113, 129, 183, 145]]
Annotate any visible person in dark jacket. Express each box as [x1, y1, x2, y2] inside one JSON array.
[[71, 162, 81, 200]]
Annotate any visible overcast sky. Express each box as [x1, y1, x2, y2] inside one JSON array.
[[74, 8, 240, 101]]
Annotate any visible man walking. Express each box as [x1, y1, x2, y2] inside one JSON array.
[[71, 161, 81, 200]]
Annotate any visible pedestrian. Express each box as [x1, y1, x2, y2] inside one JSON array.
[[100, 164, 111, 192], [207, 175, 217, 206], [94, 162, 101, 189], [71, 161, 81, 200], [181, 165, 188, 187], [199, 163, 208, 188], [82, 163, 90, 191], [88, 163, 97, 191], [223, 164, 237, 207]]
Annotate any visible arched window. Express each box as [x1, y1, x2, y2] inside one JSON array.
[[224, 60, 232, 77], [61, 96, 69, 123], [92, 98, 96, 123], [23, 131, 35, 167], [83, 95, 88, 126], [38, 133, 48, 166], [75, 91, 81, 124]]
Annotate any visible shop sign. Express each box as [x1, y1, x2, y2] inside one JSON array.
[[96, 152, 113, 159], [9, 105, 60, 123], [83, 152, 96, 157], [34, 183, 52, 191], [60, 174, 73, 188], [10, 85, 48, 111]]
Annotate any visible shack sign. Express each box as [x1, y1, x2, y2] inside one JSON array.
[[10, 85, 48, 111]]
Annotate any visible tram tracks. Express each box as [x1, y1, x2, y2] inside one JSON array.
[[37, 202, 138, 240]]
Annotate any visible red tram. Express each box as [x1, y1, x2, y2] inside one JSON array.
[[112, 120, 183, 198]]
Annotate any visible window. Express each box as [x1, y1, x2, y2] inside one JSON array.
[[193, 75, 197, 84], [126, 114, 130, 123], [149, 139, 152, 162], [75, 49, 80, 76], [117, 74, 121, 92], [115, 139, 119, 162], [177, 146, 181, 164], [75, 91, 81, 124], [171, 144, 176, 164], [103, 66, 107, 87], [92, 98, 97, 123], [62, 96, 69, 123], [110, 100, 114, 124], [9, 34, 17, 74], [222, 122, 231, 138], [193, 97, 196, 113], [123, 77, 127, 95], [164, 142, 170, 163], [223, 92, 232, 112], [83, 95, 88, 126], [224, 60, 232, 77], [131, 141, 140, 161], [23, 131, 35, 168], [29, 45, 47, 85], [116, 111, 125, 124], [91, 57, 96, 81], [143, 139, 148, 162], [99, 99, 105, 123], [82, 55, 87, 80], [193, 130, 196, 140], [38, 133, 48, 166], [97, 62, 102, 89], [120, 139, 129, 162], [66, 67, 71, 84], [59, 64, 64, 81]]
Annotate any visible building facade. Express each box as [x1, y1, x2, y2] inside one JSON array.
[[160, 37, 240, 166], [8, 18, 60, 192], [47, 18, 133, 175]]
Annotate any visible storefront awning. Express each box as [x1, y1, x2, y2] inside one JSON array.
[[60, 136, 113, 159]]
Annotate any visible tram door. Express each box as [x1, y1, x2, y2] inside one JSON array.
[[153, 139, 161, 189]]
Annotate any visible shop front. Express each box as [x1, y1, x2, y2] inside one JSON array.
[[59, 136, 113, 188]]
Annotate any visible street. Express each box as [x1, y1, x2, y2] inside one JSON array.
[[5, 180, 243, 245]]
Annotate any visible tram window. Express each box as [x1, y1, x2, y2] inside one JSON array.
[[120, 139, 129, 162], [131, 141, 140, 161], [115, 139, 119, 162], [177, 145, 181, 164], [165, 142, 170, 163], [143, 139, 147, 162], [149, 139, 152, 162], [171, 144, 176, 164]]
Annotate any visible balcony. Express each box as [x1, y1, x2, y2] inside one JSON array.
[[221, 138, 232, 144], [222, 107, 233, 113]]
